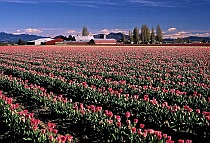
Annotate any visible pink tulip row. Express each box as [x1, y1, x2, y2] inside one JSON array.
[[0, 52, 209, 116], [0, 52, 209, 100], [0, 46, 209, 142], [0, 60, 209, 116], [1, 62, 209, 124], [1, 54, 208, 95], [0, 69, 207, 143], [1, 62, 210, 127], [0, 73, 183, 142], [1, 47, 208, 84]]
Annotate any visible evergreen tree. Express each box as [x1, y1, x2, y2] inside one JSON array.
[[17, 39, 25, 45], [82, 26, 89, 36], [140, 24, 150, 44], [156, 24, 163, 43], [186, 37, 191, 43], [133, 26, 140, 44], [68, 35, 73, 41], [72, 36, 76, 41], [150, 27, 155, 44], [201, 38, 206, 43]]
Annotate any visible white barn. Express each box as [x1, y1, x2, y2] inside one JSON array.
[[27, 38, 54, 45]]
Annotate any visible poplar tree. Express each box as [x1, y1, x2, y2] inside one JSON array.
[[82, 26, 89, 36], [122, 33, 126, 44], [156, 24, 163, 43], [150, 27, 155, 44], [133, 26, 140, 44], [140, 24, 150, 44], [129, 30, 133, 43]]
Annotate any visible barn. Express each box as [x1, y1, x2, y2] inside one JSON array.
[[45, 38, 64, 45], [27, 38, 54, 45]]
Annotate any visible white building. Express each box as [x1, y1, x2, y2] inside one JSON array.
[[27, 38, 54, 45]]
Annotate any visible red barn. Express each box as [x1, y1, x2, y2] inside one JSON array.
[[46, 38, 63, 45]]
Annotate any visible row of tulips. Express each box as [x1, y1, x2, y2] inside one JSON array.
[[0, 47, 208, 78], [1, 56, 208, 97], [0, 60, 209, 114], [0, 62, 210, 122], [0, 46, 209, 143], [0, 54, 209, 116], [0, 55, 208, 100], [0, 49, 208, 92], [0, 90, 73, 143], [0, 74, 178, 143], [0, 49, 208, 100], [0, 64, 209, 142]]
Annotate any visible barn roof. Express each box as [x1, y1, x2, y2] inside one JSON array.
[[27, 38, 54, 42]]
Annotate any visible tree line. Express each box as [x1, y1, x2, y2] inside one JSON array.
[[54, 27, 89, 41], [81, 25, 163, 44], [126, 24, 163, 44]]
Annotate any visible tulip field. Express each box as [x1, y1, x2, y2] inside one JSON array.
[[0, 45, 209, 143]]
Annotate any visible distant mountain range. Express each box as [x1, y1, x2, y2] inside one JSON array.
[[0, 32, 210, 43], [0, 32, 46, 43], [164, 36, 210, 43]]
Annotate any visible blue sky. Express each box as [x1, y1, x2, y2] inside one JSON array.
[[0, 0, 210, 38]]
